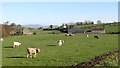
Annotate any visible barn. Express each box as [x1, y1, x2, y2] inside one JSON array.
[[10, 29, 23, 35], [22, 28, 32, 35]]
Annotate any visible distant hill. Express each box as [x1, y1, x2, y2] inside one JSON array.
[[22, 24, 49, 29]]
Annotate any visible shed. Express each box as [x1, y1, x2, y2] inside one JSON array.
[[23, 28, 32, 35], [91, 28, 105, 33], [10, 30, 16, 35]]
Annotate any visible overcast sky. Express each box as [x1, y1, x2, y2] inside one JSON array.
[[1, 1, 118, 26]]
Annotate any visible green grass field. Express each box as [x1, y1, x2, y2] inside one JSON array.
[[2, 30, 118, 66]]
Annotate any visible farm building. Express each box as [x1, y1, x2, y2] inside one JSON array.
[[91, 28, 105, 33], [22, 28, 32, 35], [68, 28, 85, 33], [10, 30, 16, 35], [10, 29, 23, 35]]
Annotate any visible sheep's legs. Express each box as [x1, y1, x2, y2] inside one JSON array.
[[58, 44, 62, 46], [33, 53, 36, 58], [26, 54, 29, 58], [30, 54, 32, 58]]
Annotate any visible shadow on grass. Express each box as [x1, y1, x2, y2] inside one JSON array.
[[90, 45, 94, 47], [6, 56, 26, 58], [48, 44, 57, 46], [4, 46, 13, 48]]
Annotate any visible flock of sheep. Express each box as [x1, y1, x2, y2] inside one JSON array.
[[11, 40, 65, 58], [13, 41, 41, 58], [12, 39, 65, 58], [1, 33, 99, 58]]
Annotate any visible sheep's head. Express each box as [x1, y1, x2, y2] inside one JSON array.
[[0, 38, 3, 41], [19, 43, 21, 45], [36, 48, 40, 53], [62, 40, 64, 43]]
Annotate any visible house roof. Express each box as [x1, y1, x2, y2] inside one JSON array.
[[92, 28, 104, 31]]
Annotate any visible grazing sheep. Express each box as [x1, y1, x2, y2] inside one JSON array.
[[26, 48, 40, 58], [86, 35, 89, 37], [57, 40, 64, 46], [0, 38, 3, 41], [65, 33, 74, 36], [13, 42, 21, 48], [69, 33, 74, 36], [65, 33, 70, 36], [94, 35, 99, 39]]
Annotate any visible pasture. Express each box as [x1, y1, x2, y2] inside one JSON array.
[[2, 30, 118, 66]]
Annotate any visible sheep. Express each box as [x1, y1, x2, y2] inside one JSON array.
[[65, 33, 70, 36], [0, 38, 3, 41], [65, 33, 74, 36], [69, 33, 74, 36], [86, 35, 89, 38], [13, 42, 21, 48], [94, 35, 99, 39], [57, 40, 64, 46], [26, 48, 40, 58]]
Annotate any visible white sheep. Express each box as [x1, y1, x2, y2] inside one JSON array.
[[0, 38, 3, 41], [70, 33, 74, 36], [65, 33, 74, 36], [86, 35, 89, 37], [13, 42, 21, 48], [65, 33, 70, 36]]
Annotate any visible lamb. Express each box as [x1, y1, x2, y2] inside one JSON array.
[[65, 33, 74, 36], [69, 33, 74, 36], [65, 33, 70, 36], [57, 40, 64, 46], [26, 48, 40, 58], [0, 38, 3, 41], [13, 42, 21, 48], [86, 35, 89, 37]]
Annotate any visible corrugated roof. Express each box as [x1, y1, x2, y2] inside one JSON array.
[[92, 28, 104, 30]]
